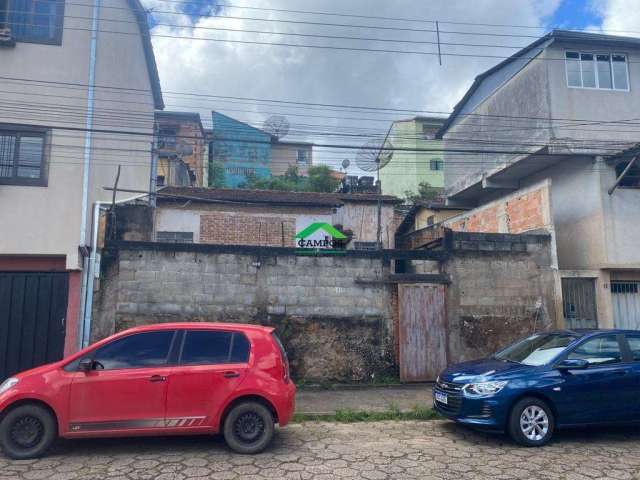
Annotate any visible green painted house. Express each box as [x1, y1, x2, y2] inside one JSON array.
[[378, 116, 445, 199]]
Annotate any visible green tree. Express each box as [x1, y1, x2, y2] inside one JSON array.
[[404, 181, 443, 203], [304, 165, 341, 193], [208, 161, 226, 188]]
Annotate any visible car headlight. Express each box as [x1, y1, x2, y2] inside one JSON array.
[[0, 377, 19, 395], [463, 381, 507, 397]]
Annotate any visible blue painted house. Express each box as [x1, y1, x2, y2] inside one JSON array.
[[211, 112, 272, 187]]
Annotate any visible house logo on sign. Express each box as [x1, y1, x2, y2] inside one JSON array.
[[295, 223, 347, 255]]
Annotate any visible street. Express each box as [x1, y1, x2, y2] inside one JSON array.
[[2, 420, 640, 480]]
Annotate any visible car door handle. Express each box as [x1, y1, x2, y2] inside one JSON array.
[[223, 371, 240, 378], [149, 375, 167, 382], [612, 369, 630, 376]]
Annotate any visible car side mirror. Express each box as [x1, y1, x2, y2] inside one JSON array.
[[78, 357, 95, 372], [557, 358, 589, 371]]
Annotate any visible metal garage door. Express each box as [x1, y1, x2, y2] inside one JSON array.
[[612, 281, 640, 330], [0, 272, 68, 381]]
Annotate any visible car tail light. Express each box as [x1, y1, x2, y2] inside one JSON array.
[[271, 332, 290, 383]]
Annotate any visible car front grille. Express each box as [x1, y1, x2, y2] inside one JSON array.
[[433, 380, 464, 415]]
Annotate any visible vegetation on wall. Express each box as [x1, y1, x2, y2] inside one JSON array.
[[240, 165, 341, 193], [403, 181, 443, 203]]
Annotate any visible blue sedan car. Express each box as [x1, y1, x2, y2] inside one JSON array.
[[434, 329, 640, 446]]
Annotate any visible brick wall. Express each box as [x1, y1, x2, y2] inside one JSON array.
[[446, 183, 550, 234], [200, 212, 297, 247]]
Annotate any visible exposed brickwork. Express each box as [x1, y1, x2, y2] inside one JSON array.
[[199, 212, 296, 247], [446, 185, 548, 234]]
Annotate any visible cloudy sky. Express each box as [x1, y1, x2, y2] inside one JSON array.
[[143, 0, 639, 170]]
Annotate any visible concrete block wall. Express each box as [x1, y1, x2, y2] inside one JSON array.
[[443, 232, 558, 363], [93, 247, 395, 382]]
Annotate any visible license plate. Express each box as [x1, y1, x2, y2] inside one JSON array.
[[435, 391, 448, 405]]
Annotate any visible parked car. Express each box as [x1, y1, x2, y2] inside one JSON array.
[[434, 329, 640, 446], [0, 323, 295, 459]]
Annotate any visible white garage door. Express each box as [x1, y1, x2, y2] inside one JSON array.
[[612, 281, 640, 330]]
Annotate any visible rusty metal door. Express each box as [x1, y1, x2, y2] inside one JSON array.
[[398, 284, 447, 382]]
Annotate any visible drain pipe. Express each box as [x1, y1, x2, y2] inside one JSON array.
[[77, 0, 101, 350], [80, 192, 148, 348]]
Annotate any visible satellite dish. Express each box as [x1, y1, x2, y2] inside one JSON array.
[[263, 115, 290, 139], [356, 139, 393, 172], [341, 158, 350, 170]]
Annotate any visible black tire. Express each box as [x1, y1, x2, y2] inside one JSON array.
[[508, 397, 555, 447], [0, 404, 57, 459], [223, 401, 275, 454]]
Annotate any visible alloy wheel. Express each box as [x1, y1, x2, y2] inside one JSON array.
[[519, 405, 549, 442]]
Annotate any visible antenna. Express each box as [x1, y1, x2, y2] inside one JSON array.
[[263, 115, 290, 139], [355, 139, 393, 174]]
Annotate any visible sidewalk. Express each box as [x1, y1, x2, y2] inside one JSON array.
[[295, 383, 433, 414]]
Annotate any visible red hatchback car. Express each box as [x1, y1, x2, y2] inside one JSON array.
[[0, 323, 296, 459]]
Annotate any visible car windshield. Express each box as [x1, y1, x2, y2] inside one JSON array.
[[493, 333, 579, 366]]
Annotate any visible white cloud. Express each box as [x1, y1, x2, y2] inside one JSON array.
[[146, 0, 562, 170], [591, 0, 640, 35]]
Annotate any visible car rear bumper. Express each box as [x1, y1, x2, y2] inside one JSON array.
[[277, 382, 296, 427]]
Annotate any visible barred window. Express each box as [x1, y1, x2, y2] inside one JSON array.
[[0, 127, 48, 186], [157, 231, 194, 243]]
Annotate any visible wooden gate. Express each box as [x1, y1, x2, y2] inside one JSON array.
[[0, 272, 68, 381], [398, 284, 447, 382]]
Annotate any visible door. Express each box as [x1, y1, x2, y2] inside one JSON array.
[[555, 334, 635, 424], [622, 334, 640, 416], [67, 330, 176, 433], [562, 278, 598, 329], [612, 281, 640, 330], [165, 330, 250, 429], [398, 284, 447, 382], [0, 272, 67, 381]]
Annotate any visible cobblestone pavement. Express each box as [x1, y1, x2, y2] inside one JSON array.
[[2, 420, 640, 480]]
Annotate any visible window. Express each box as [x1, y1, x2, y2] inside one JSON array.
[[180, 331, 250, 365], [565, 51, 629, 90], [296, 149, 309, 165], [5, 0, 64, 44], [156, 231, 194, 243], [611, 281, 639, 294], [494, 333, 578, 366], [614, 160, 640, 188], [625, 336, 640, 362], [426, 215, 435, 226], [158, 127, 177, 150], [568, 335, 622, 366], [430, 159, 443, 171], [92, 331, 175, 370], [353, 241, 381, 251], [0, 128, 47, 186], [422, 124, 437, 140], [156, 175, 166, 187], [225, 166, 256, 176]]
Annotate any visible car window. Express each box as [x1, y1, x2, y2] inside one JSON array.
[[568, 335, 622, 365], [493, 333, 578, 366], [626, 336, 640, 362], [180, 331, 250, 365], [92, 331, 175, 370]]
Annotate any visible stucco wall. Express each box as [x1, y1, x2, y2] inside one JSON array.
[[270, 143, 312, 177], [0, 0, 156, 270]]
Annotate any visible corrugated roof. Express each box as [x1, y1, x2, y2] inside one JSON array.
[[158, 186, 401, 206]]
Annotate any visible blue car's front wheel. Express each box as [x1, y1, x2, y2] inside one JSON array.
[[508, 397, 555, 447]]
